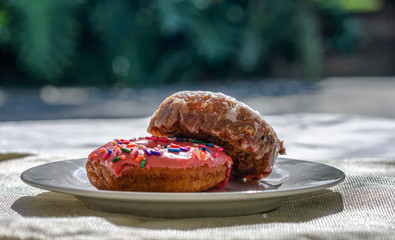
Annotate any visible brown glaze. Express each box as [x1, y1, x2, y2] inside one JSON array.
[[148, 91, 285, 180]]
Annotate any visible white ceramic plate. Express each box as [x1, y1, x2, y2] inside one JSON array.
[[21, 158, 345, 218]]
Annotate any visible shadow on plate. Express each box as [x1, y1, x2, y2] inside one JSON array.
[[11, 192, 100, 217], [11, 189, 343, 230]]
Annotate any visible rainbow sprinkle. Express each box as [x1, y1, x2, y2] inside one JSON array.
[[121, 139, 130, 144], [170, 143, 180, 148], [136, 155, 144, 162], [121, 148, 131, 154], [194, 148, 201, 160], [158, 137, 169, 142], [151, 150, 161, 156], [144, 149, 152, 156], [145, 136, 158, 141], [199, 149, 205, 161], [140, 158, 146, 168], [112, 157, 121, 162], [168, 148, 181, 153], [179, 147, 188, 152]]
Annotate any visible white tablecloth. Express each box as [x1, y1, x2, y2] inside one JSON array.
[[1, 113, 395, 239]]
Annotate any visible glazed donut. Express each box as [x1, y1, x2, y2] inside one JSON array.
[[147, 91, 285, 180], [86, 137, 231, 192]]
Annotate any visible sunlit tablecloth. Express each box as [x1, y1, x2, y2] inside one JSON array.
[[1, 113, 395, 239]]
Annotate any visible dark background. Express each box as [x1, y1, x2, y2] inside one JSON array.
[[0, 0, 394, 120]]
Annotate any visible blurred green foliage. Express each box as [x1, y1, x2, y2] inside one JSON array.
[[314, 0, 383, 12], [0, 0, 359, 87]]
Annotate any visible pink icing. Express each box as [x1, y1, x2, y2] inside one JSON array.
[[88, 137, 232, 188]]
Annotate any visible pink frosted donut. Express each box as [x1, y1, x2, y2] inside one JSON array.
[[86, 137, 232, 192]]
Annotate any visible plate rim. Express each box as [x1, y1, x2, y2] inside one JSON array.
[[21, 157, 345, 202]]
